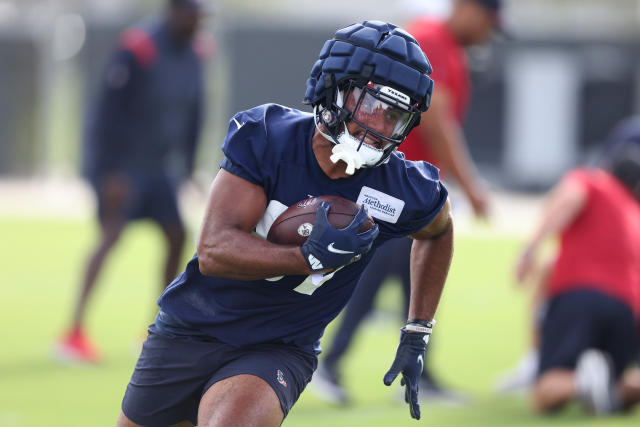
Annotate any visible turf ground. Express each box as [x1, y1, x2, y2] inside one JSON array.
[[1, 215, 638, 426]]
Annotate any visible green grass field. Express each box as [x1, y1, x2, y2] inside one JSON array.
[[1, 216, 638, 426]]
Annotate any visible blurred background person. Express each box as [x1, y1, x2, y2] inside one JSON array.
[[495, 117, 640, 394], [514, 117, 640, 414], [311, 0, 501, 405], [403, 0, 496, 217], [55, 0, 206, 363]]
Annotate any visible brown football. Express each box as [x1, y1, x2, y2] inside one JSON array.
[[266, 195, 375, 246]]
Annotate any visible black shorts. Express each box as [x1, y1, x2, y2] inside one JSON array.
[[121, 324, 317, 426], [90, 172, 182, 226], [538, 289, 637, 379]]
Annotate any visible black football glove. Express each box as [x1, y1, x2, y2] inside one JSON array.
[[300, 201, 378, 271], [383, 323, 433, 420]]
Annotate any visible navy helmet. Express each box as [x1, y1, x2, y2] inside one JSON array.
[[303, 21, 434, 172], [304, 21, 433, 112]]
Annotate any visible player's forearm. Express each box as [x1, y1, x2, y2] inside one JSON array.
[[197, 228, 311, 279], [408, 222, 453, 321]]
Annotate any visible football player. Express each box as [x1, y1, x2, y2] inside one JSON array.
[[313, 0, 502, 405], [118, 21, 453, 426], [56, 0, 206, 363]]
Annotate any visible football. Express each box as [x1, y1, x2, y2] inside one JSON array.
[[267, 195, 375, 246]]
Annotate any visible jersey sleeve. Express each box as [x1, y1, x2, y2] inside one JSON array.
[[119, 28, 157, 67], [395, 160, 449, 236], [219, 109, 270, 186], [102, 28, 154, 95]]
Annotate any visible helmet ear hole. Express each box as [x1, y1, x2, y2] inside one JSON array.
[[321, 109, 336, 127], [319, 87, 349, 130]]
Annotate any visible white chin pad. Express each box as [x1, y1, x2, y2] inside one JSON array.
[[330, 132, 384, 175]]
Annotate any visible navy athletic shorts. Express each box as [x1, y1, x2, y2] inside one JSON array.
[[538, 288, 637, 379], [121, 313, 317, 426], [90, 172, 182, 225]]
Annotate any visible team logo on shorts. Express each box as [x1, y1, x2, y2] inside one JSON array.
[[277, 369, 287, 387], [297, 223, 313, 237]]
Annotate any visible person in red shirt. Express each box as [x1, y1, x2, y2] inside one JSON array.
[[403, 0, 497, 217], [516, 122, 640, 414], [311, 0, 500, 405]]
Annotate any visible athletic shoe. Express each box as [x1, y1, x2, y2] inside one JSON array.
[[575, 349, 619, 414], [494, 350, 539, 393], [309, 363, 350, 405], [54, 327, 101, 364]]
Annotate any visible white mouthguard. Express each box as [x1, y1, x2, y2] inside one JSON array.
[[329, 131, 384, 175]]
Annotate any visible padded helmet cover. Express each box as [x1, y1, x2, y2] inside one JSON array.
[[304, 21, 434, 112]]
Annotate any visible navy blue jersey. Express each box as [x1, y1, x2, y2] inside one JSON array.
[[83, 21, 203, 181], [158, 104, 447, 354]]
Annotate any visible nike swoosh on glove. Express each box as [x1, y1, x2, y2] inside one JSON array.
[[383, 329, 430, 420], [300, 201, 378, 271]]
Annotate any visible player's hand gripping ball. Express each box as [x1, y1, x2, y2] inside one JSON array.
[[268, 196, 378, 271], [267, 196, 375, 245]]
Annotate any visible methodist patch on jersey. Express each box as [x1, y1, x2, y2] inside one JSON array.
[[356, 186, 404, 223], [255, 199, 288, 238]]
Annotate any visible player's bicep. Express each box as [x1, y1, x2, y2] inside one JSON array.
[[409, 198, 452, 240], [199, 169, 267, 243]]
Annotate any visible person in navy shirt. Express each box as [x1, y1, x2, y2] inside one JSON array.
[[118, 21, 453, 427], [56, 0, 205, 363]]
